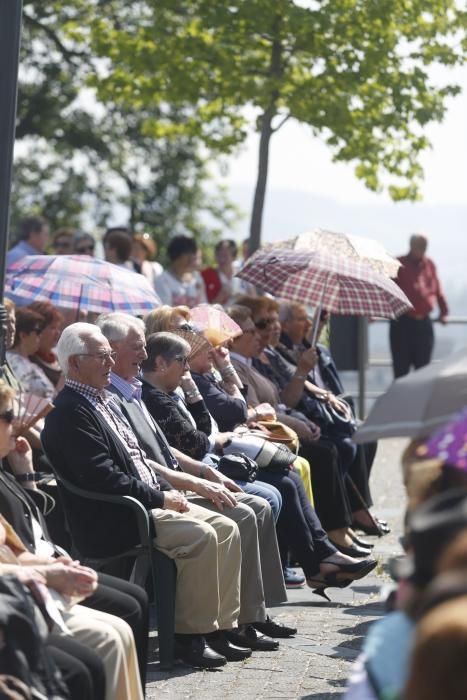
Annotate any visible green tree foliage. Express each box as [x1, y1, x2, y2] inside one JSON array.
[[12, 0, 237, 257], [86, 0, 467, 250]]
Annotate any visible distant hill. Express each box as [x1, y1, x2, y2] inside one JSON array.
[[229, 185, 467, 307]]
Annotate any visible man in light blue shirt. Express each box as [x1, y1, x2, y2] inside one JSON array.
[[6, 216, 49, 268]]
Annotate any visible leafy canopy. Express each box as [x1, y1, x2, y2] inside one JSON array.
[[88, 0, 467, 200]]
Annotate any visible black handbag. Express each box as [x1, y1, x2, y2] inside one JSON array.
[[217, 453, 258, 483], [321, 400, 357, 438]]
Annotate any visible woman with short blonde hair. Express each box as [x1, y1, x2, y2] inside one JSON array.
[[144, 304, 191, 336]]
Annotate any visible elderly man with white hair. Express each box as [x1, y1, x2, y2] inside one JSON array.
[[41, 322, 246, 669]]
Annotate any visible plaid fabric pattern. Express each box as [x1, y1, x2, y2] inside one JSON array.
[[6, 254, 160, 314], [236, 249, 412, 319], [65, 379, 160, 490]]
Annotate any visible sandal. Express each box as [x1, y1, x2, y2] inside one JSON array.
[[306, 572, 352, 601], [307, 558, 377, 600]]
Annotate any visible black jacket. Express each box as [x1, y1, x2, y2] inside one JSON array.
[[42, 386, 172, 557]]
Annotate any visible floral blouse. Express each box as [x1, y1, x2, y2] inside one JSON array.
[[6, 352, 55, 399]]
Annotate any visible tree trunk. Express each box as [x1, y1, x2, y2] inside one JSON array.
[[249, 106, 275, 254], [248, 32, 282, 254]]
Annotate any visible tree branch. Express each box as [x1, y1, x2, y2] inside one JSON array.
[[272, 112, 291, 132], [23, 12, 87, 67]]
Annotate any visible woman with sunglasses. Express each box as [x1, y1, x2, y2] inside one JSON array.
[[73, 232, 96, 257], [6, 307, 56, 399]]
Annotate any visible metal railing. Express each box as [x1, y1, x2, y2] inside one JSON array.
[[352, 316, 467, 419]]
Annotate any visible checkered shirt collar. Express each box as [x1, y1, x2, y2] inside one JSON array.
[[65, 378, 113, 406]]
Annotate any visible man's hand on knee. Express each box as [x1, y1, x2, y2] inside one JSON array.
[[163, 491, 190, 513]]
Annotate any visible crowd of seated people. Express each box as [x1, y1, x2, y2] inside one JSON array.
[[0, 223, 392, 694]]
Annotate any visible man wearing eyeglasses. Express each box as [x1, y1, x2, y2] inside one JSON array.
[[42, 323, 243, 669]]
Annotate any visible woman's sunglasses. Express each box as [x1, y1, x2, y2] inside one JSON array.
[[255, 318, 272, 330], [0, 409, 15, 424], [76, 245, 95, 254]]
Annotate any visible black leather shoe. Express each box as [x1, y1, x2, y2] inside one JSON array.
[[206, 631, 252, 661], [226, 625, 279, 651], [350, 532, 374, 549], [352, 519, 391, 536], [329, 540, 372, 558], [174, 634, 227, 668], [253, 616, 297, 638]]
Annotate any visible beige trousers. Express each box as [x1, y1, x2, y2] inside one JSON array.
[[152, 501, 241, 634], [189, 492, 287, 624], [64, 604, 143, 700]]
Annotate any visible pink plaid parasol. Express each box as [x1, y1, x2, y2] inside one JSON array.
[[236, 248, 411, 318], [6, 255, 160, 314], [190, 304, 242, 345]]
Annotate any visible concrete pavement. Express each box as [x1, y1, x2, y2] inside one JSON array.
[[146, 438, 407, 699]]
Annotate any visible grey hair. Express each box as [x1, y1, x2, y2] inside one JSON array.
[[56, 323, 105, 375], [142, 332, 190, 372], [278, 301, 296, 324], [96, 313, 145, 342]]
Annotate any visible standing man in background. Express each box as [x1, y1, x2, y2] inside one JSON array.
[[390, 234, 449, 378], [6, 216, 49, 268]]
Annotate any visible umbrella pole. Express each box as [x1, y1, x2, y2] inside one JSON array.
[[75, 284, 83, 322]]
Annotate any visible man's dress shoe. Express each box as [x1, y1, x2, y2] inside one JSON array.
[[253, 616, 297, 638], [174, 634, 226, 668], [226, 624, 279, 651], [206, 631, 252, 661]]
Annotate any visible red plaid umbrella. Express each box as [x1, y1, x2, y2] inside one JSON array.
[[236, 248, 411, 318]]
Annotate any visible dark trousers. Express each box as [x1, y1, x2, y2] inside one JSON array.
[[299, 439, 353, 531], [83, 573, 149, 687], [346, 442, 377, 511], [256, 468, 336, 578], [390, 315, 434, 378], [48, 636, 106, 700]]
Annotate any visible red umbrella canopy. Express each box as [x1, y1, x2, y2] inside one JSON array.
[[236, 248, 411, 319]]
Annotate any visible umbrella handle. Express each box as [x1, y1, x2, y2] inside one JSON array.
[[307, 273, 329, 347], [308, 305, 322, 347]]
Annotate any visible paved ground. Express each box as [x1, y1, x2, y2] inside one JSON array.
[[146, 438, 408, 699]]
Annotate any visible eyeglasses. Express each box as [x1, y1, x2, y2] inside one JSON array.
[[75, 245, 95, 254], [255, 318, 272, 330], [0, 409, 15, 424], [77, 351, 116, 362], [174, 355, 189, 367]]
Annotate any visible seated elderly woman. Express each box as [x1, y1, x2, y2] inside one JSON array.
[[29, 300, 64, 389], [140, 331, 376, 599], [0, 381, 145, 700], [6, 306, 56, 399]]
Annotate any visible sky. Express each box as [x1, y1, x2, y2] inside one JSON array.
[[219, 64, 467, 258]]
